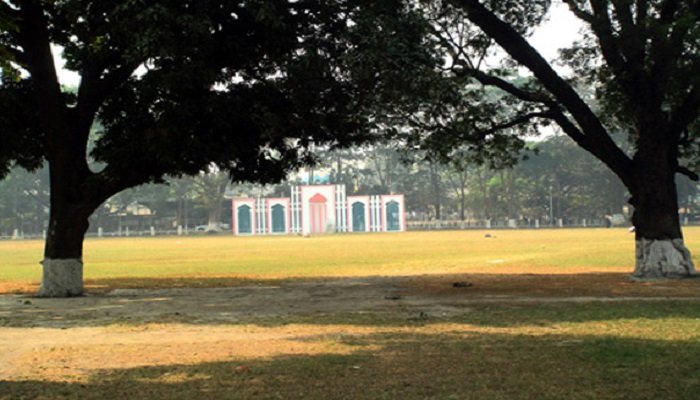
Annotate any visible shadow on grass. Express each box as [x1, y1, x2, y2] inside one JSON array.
[[3, 272, 700, 297], [2, 331, 700, 400], [3, 300, 700, 332], [2, 273, 700, 329]]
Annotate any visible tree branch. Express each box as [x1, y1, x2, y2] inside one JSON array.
[[77, 61, 139, 130], [659, 0, 681, 24], [547, 106, 635, 189], [669, 86, 700, 137], [611, 0, 646, 67], [15, 2, 61, 106], [561, 0, 596, 23], [1, 45, 27, 65], [587, 0, 646, 98], [677, 165, 699, 181], [634, 0, 649, 25], [562, 1, 646, 99], [648, 0, 688, 97], [456, 67, 552, 104], [611, 0, 634, 29], [478, 111, 554, 137], [0, 2, 18, 19], [88, 163, 163, 208], [454, 0, 634, 185]]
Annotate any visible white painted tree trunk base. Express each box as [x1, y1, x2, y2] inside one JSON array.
[[632, 239, 698, 280], [38, 258, 84, 297], [205, 222, 222, 232]]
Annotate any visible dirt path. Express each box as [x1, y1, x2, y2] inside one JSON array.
[[3, 274, 699, 328]]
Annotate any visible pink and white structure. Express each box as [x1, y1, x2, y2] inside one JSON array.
[[231, 185, 405, 235]]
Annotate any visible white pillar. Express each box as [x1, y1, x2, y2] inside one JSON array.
[[557, 218, 563, 228], [11, 229, 19, 240], [177, 225, 183, 236], [125, 227, 130, 237], [98, 227, 103, 237], [535, 219, 540, 229], [150, 226, 155, 236], [485, 219, 491, 229]]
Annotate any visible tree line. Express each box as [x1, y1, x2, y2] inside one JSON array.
[[4, 134, 697, 236]]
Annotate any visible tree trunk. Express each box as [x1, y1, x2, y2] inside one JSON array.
[[40, 192, 93, 297], [430, 163, 442, 220], [39, 138, 102, 297], [460, 185, 466, 222], [630, 168, 697, 279], [206, 202, 223, 232]]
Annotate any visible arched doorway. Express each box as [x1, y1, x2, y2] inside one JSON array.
[[237, 205, 252, 234], [309, 193, 327, 233], [271, 204, 286, 233], [352, 202, 366, 232], [386, 201, 400, 231]]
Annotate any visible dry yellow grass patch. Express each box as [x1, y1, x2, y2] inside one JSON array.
[[1, 324, 379, 383], [0, 320, 686, 383]]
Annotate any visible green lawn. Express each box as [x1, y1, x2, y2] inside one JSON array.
[[3, 227, 687, 283]]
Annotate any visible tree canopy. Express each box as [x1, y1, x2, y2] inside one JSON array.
[[0, 0, 441, 295], [398, 0, 700, 278], [0, 0, 439, 184]]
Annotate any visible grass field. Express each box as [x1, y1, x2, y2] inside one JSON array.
[[0, 227, 681, 289], [2, 228, 700, 399]]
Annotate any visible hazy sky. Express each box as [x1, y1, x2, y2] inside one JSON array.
[[54, 3, 584, 87], [529, 3, 583, 61]]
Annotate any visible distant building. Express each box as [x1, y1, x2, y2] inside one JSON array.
[[231, 184, 405, 235]]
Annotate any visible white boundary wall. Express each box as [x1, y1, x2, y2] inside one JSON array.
[[255, 197, 267, 235], [290, 186, 302, 234], [369, 195, 382, 232], [335, 184, 348, 233]]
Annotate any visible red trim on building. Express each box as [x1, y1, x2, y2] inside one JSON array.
[[309, 193, 327, 203]]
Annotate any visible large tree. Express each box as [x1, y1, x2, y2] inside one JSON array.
[[191, 167, 230, 232], [0, 0, 438, 296], [420, 0, 699, 278]]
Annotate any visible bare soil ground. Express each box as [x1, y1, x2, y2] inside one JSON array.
[[1, 273, 699, 385]]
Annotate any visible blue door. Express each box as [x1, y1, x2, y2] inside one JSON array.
[[237, 205, 252, 234], [271, 204, 286, 233], [352, 202, 366, 232], [386, 201, 400, 231]]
